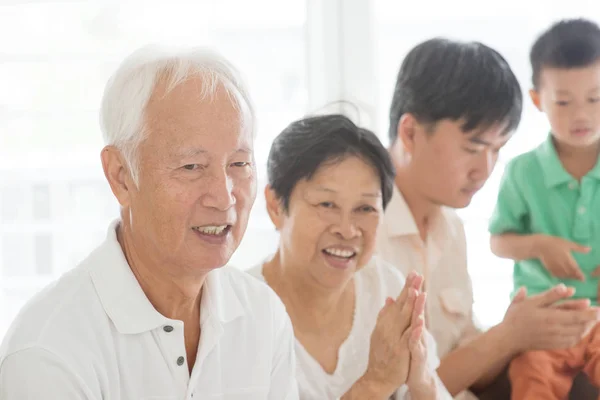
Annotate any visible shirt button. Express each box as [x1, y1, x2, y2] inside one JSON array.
[[177, 356, 185, 366], [569, 181, 577, 190], [578, 206, 587, 215], [163, 325, 174, 333]]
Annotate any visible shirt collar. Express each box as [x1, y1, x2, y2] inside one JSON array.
[[536, 134, 600, 187], [536, 135, 573, 188], [89, 220, 244, 335], [384, 185, 419, 237], [384, 185, 458, 239]]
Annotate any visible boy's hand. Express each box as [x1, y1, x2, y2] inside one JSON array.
[[536, 235, 589, 281]]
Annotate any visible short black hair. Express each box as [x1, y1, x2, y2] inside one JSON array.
[[267, 114, 395, 211], [530, 18, 600, 89], [388, 38, 523, 144]]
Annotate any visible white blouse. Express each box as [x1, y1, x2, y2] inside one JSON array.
[[248, 256, 452, 400]]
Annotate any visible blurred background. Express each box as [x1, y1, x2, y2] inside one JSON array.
[[0, 0, 598, 338]]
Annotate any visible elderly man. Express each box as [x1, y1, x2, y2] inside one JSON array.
[[0, 46, 298, 399]]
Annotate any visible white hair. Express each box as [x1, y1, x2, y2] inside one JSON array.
[[99, 45, 255, 185]]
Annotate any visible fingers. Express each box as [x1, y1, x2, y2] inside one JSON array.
[[592, 266, 600, 278], [408, 318, 424, 353], [411, 274, 424, 292], [411, 292, 426, 326], [564, 256, 586, 281], [397, 288, 418, 333], [530, 284, 574, 307], [510, 287, 527, 304], [568, 240, 591, 254], [396, 271, 417, 304], [553, 298, 591, 310], [540, 322, 595, 349], [547, 307, 600, 326]]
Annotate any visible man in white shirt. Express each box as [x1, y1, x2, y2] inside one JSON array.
[[0, 46, 298, 399], [376, 38, 600, 399]]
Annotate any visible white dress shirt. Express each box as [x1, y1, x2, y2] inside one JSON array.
[[376, 186, 481, 400], [248, 257, 451, 400], [0, 221, 299, 400]]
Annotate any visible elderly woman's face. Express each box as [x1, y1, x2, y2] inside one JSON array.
[[277, 156, 384, 288], [124, 77, 256, 273]]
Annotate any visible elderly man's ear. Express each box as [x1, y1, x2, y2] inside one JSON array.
[[264, 185, 284, 231], [101, 145, 134, 207]]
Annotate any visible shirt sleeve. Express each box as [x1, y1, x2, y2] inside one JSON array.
[[269, 295, 300, 400], [488, 160, 530, 235], [0, 347, 96, 399]]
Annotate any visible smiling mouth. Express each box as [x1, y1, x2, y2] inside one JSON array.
[[192, 225, 232, 237], [322, 247, 357, 259]]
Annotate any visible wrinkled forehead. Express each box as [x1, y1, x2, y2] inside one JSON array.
[[145, 77, 251, 146], [148, 72, 253, 133]]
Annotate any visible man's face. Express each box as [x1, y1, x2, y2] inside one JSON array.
[[116, 76, 256, 275], [407, 118, 512, 209]]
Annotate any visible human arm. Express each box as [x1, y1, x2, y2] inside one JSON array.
[[436, 285, 598, 396], [0, 347, 97, 399], [491, 233, 588, 281], [342, 272, 424, 400]]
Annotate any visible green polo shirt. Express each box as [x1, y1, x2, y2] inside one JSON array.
[[489, 135, 600, 304]]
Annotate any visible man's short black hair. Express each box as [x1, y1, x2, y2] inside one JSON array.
[[388, 38, 523, 144], [530, 18, 600, 89], [267, 114, 395, 211]]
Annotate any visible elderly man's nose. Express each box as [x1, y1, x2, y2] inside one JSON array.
[[202, 172, 236, 210]]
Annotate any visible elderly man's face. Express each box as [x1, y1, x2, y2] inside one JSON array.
[[122, 76, 256, 274]]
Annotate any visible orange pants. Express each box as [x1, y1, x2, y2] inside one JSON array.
[[509, 323, 600, 400]]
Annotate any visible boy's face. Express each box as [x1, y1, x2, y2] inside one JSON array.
[[531, 60, 600, 148], [398, 116, 512, 209]]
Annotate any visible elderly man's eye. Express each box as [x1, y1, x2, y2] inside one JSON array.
[[359, 205, 376, 213], [183, 164, 199, 170], [231, 162, 251, 168], [319, 202, 335, 208]]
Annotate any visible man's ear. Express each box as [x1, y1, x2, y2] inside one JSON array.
[[397, 113, 421, 155], [529, 89, 542, 112], [264, 185, 284, 230], [101, 145, 135, 207]]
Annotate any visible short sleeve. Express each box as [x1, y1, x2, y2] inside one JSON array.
[[0, 347, 96, 399], [488, 159, 530, 235]]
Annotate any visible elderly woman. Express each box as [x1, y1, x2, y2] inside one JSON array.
[[248, 114, 451, 400]]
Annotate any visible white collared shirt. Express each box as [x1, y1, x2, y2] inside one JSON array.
[[0, 222, 299, 400], [375, 187, 480, 400], [248, 257, 452, 400]]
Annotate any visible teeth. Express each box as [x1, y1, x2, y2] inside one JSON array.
[[194, 225, 227, 235], [324, 248, 355, 258]]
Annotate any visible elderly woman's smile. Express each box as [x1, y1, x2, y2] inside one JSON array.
[[321, 245, 358, 269]]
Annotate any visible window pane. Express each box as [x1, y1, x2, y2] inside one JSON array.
[[34, 233, 53, 275], [2, 233, 35, 277]]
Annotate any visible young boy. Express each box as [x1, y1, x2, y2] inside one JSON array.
[[490, 18, 600, 399]]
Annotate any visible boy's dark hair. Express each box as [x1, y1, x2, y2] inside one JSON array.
[[388, 38, 523, 144], [267, 114, 395, 211], [531, 18, 600, 89]]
